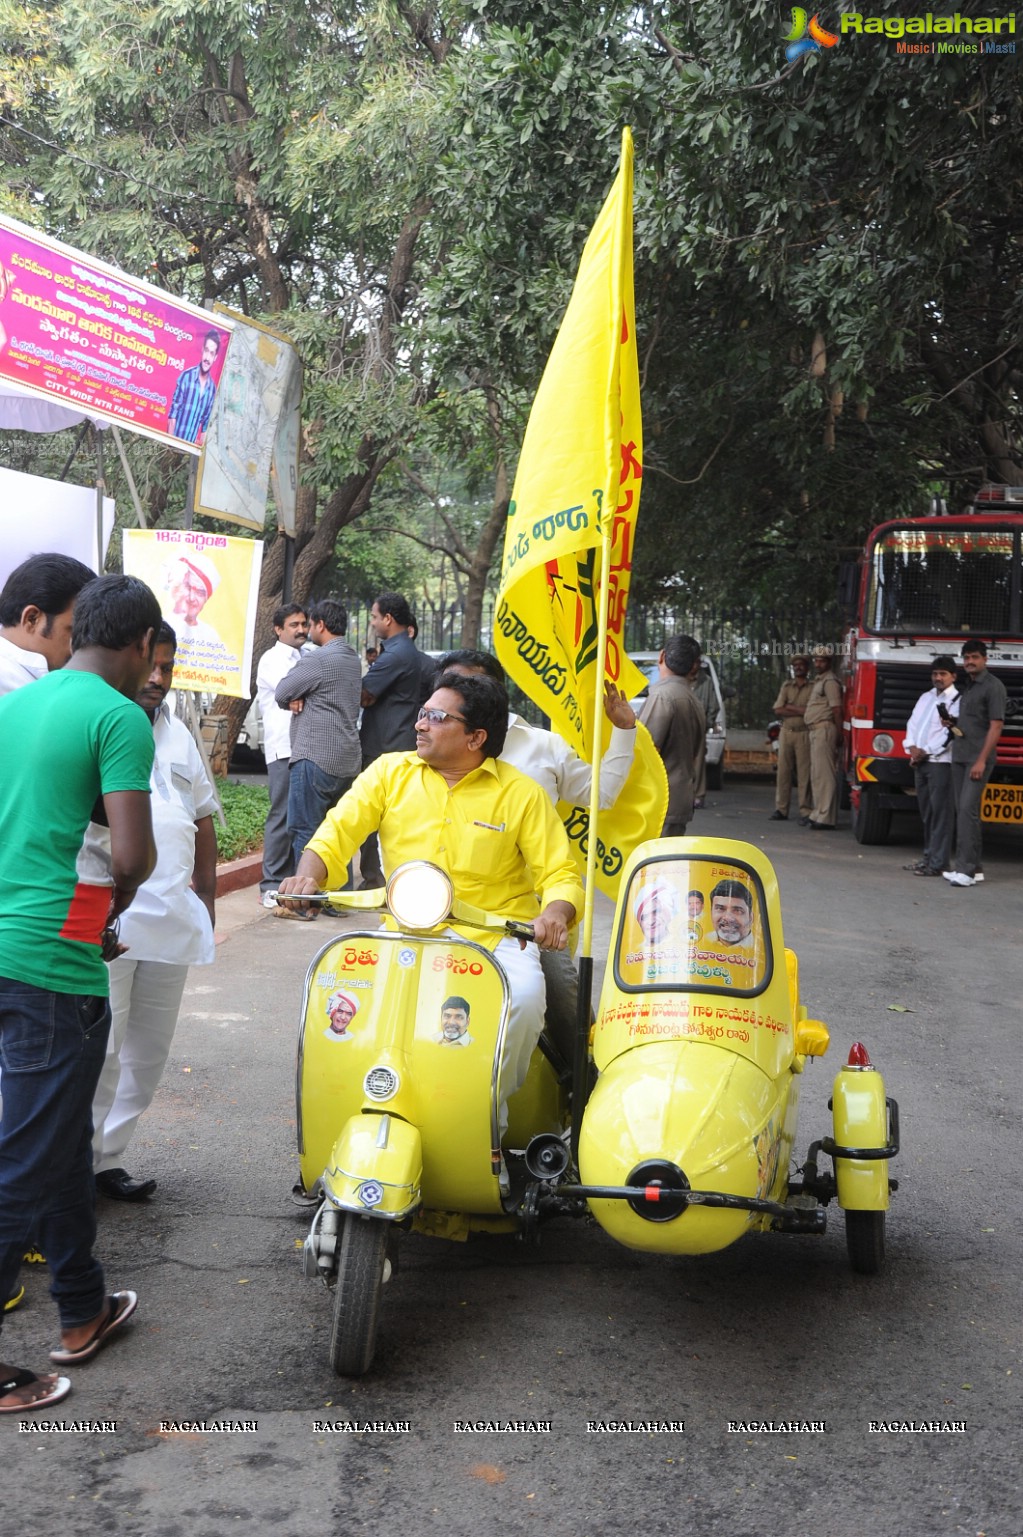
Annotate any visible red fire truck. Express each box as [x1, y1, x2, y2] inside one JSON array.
[[843, 485, 1023, 844]]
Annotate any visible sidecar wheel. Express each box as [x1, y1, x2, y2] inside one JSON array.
[[845, 1209, 885, 1275], [329, 1216, 388, 1376]]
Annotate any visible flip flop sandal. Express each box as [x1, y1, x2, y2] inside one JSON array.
[[22, 1247, 46, 1264], [3, 1285, 25, 1313], [0, 1368, 72, 1413], [49, 1290, 138, 1366]]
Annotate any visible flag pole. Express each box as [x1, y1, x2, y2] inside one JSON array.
[[571, 521, 614, 1151], [571, 127, 632, 1154]]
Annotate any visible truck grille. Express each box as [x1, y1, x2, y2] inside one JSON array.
[[873, 663, 1023, 759]]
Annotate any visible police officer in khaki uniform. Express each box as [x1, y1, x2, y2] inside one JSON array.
[[769, 655, 812, 822], [803, 647, 843, 830]]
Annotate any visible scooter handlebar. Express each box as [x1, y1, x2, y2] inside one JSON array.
[[504, 919, 536, 942]]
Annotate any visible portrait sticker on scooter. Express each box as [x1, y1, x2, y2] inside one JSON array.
[[323, 988, 360, 1042], [431, 994, 474, 1047]]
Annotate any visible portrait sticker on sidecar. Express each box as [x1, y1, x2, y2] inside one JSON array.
[[617, 858, 770, 996]]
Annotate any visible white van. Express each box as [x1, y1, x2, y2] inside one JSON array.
[[628, 651, 728, 790]]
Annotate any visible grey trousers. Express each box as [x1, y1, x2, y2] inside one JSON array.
[[540, 946, 580, 1068], [914, 760, 954, 873], [950, 759, 993, 877], [260, 757, 294, 892]]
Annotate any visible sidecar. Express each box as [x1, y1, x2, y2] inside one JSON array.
[[574, 837, 899, 1273]]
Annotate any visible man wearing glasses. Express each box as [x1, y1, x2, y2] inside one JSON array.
[[278, 672, 583, 1125]]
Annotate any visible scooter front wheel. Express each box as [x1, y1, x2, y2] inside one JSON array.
[[329, 1215, 389, 1376], [845, 1209, 885, 1275]]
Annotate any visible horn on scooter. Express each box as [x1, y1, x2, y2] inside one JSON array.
[[524, 1132, 570, 1181]]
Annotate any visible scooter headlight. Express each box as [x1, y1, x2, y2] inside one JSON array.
[[386, 861, 453, 930]]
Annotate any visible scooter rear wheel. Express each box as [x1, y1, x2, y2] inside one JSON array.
[[845, 1209, 885, 1275], [329, 1216, 388, 1376]]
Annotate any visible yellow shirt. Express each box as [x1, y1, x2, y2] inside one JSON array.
[[307, 751, 584, 948]]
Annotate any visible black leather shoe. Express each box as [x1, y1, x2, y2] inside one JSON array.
[[798, 816, 812, 827], [809, 822, 836, 831], [768, 811, 788, 821], [95, 1168, 157, 1202]]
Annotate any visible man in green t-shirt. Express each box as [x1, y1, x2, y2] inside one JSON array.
[[0, 574, 160, 1416]]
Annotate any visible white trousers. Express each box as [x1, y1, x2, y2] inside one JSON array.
[[91, 958, 190, 1174], [493, 937, 546, 1133]]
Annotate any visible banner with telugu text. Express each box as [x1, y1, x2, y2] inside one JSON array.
[[494, 129, 666, 899], [123, 528, 263, 697], [0, 213, 232, 454]]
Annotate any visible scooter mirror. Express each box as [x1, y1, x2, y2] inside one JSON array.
[[386, 861, 454, 930]]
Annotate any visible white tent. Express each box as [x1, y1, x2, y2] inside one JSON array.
[[0, 381, 116, 586]]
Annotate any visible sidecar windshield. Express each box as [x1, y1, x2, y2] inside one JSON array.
[[614, 854, 772, 998]]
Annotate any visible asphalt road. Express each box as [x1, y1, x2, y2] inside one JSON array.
[[6, 779, 1021, 1537]]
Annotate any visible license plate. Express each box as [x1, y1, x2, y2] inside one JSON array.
[[982, 784, 1023, 823]]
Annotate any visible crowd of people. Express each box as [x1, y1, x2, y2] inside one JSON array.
[[770, 644, 1005, 886], [0, 557, 1008, 1417]]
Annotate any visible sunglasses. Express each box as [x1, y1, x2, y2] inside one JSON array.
[[417, 706, 468, 726]]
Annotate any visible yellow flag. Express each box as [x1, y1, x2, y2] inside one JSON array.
[[495, 128, 667, 899]]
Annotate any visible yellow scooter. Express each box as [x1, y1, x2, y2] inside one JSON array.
[[288, 863, 568, 1376], [569, 836, 899, 1273]]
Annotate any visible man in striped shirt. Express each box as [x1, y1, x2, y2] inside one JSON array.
[[168, 330, 221, 445]]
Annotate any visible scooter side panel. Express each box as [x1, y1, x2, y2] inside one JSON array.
[[411, 940, 509, 1214], [298, 931, 410, 1193], [297, 931, 512, 1216], [578, 1041, 792, 1255]]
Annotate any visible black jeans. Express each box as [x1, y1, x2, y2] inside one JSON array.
[[0, 980, 110, 1330]]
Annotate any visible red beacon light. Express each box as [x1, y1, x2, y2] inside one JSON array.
[[847, 1042, 873, 1069], [973, 484, 1023, 506]]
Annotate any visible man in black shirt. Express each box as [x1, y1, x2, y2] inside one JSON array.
[[943, 640, 1006, 888], [357, 591, 428, 886]]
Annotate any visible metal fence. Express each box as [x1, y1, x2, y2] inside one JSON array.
[[339, 595, 844, 730], [624, 603, 846, 729]]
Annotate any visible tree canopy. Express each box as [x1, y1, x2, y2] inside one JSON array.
[[1, 0, 1020, 642]]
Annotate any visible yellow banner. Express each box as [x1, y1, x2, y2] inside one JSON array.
[[495, 129, 666, 898], [123, 528, 263, 697]]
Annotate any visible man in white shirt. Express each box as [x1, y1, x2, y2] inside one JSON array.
[[255, 603, 310, 907], [91, 622, 218, 1201], [903, 656, 959, 879], [0, 552, 95, 696], [436, 649, 637, 1061]]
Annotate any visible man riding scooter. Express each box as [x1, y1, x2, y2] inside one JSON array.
[[277, 671, 583, 1125]]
